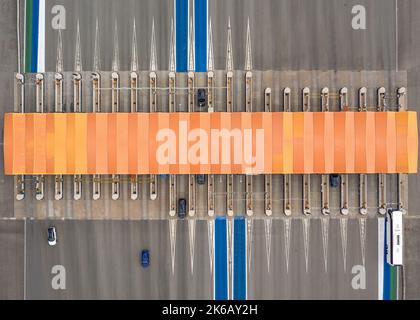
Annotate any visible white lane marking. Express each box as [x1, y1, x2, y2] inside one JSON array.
[[246, 219, 253, 275], [169, 219, 177, 276], [378, 218, 384, 300], [37, 0, 45, 72], [188, 219, 196, 274], [264, 218, 272, 273], [340, 218, 348, 272], [284, 219, 291, 273], [207, 219, 214, 277], [227, 219, 233, 300], [359, 218, 367, 266], [321, 218, 329, 273], [302, 218, 310, 273]]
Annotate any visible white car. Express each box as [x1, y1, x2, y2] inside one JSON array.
[[47, 226, 57, 246]]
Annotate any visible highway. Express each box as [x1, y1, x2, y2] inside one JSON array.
[[0, 0, 420, 300], [26, 220, 212, 299], [248, 218, 378, 299], [20, 218, 378, 299], [42, 0, 398, 71]]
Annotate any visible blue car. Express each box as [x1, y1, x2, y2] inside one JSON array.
[[330, 174, 340, 188], [140, 250, 150, 268], [178, 198, 187, 219], [196, 174, 205, 185]]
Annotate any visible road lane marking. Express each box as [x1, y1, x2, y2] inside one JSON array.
[[233, 217, 246, 300], [215, 217, 228, 300], [340, 218, 348, 272], [263, 219, 272, 274], [208, 219, 214, 277], [24, 0, 44, 72], [169, 219, 177, 275], [188, 219, 196, 274], [195, 0, 207, 72], [302, 218, 310, 273], [30, 0, 38, 72], [37, 0, 45, 72], [284, 218, 291, 273], [175, 0, 188, 72]]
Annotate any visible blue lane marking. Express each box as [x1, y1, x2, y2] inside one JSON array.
[[176, 0, 188, 72], [383, 218, 390, 300], [233, 217, 246, 300], [31, 0, 40, 72], [215, 217, 228, 300], [194, 0, 207, 72]]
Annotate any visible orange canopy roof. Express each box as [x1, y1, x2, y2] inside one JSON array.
[[3, 112, 418, 175]]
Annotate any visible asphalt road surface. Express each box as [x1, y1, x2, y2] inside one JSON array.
[[0, 220, 24, 299], [22, 218, 377, 299], [26, 220, 212, 299], [44, 0, 398, 71], [248, 218, 378, 299]]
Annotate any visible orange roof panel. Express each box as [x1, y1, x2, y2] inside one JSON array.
[[3, 112, 418, 175]]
